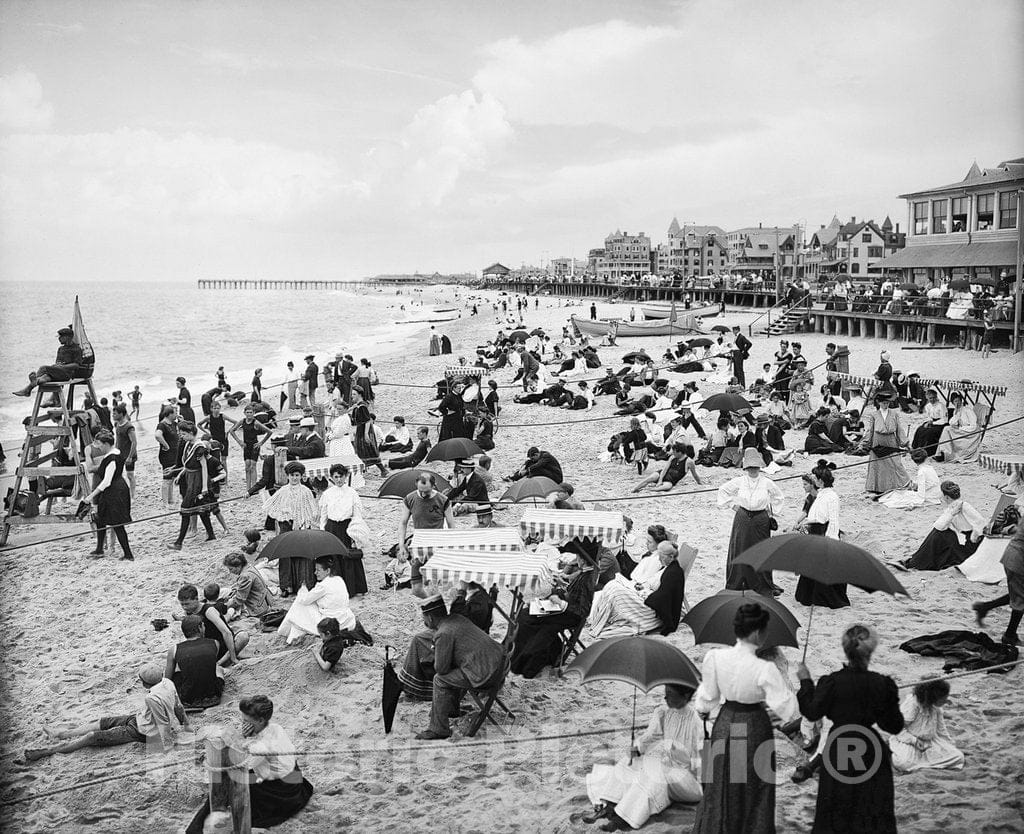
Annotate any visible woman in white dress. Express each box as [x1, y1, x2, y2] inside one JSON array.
[[878, 448, 942, 509], [326, 415, 365, 488], [889, 680, 964, 772], [278, 556, 371, 645], [584, 685, 703, 829], [934, 391, 980, 463]]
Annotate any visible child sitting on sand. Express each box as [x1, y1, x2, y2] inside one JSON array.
[[889, 680, 964, 772], [583, 684, 703, 830], [25, 664, 189, 761], [204, 582, 236, 621], [312, 617, 347, 672], [381, 548, 412, 590]]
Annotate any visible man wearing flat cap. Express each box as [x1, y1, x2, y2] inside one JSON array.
[[13, 327, 85, 397], [285, 416, 325, 460], [301, 354, 319, 408], [414, 595, 505, 740]]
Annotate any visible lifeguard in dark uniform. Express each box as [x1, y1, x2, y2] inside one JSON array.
[[12, 326, 84, 397]]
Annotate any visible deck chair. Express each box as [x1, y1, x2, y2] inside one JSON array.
[[465, 656, 515, 737], [957, 494, 1017, 584], [556, 619, 587, 668]]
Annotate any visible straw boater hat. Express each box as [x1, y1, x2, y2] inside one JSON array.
[[742, 448, 764, 469], [299, 416, 315, 428]]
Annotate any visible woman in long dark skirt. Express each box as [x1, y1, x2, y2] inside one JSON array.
[[716, 449, 783, 595], [185, 695, 313, 834], [901, 480, 985, 570], [438, 382, 468, 441], [319, 463, 368, 595], [84, 430, 134, 560], [796, 625, 904, 834], [794, 465, 850, 609], [351, 404, 387, 476], [692, 603, 800, 834]]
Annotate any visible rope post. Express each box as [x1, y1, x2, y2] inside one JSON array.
[[205, 729, 251, 834]]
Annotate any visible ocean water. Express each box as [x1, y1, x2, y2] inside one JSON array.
[[0, 281, 437, 444]]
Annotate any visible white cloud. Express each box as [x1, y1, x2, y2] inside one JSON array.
[[0, 69, 55, 132], [0, 129, 349, 229], [362, 90, 512, 207]]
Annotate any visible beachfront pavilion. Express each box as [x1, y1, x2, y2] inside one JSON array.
[[876, 158, 1023, 295]]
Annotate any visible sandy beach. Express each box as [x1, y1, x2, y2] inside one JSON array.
[[1, 285, 1022, 834]]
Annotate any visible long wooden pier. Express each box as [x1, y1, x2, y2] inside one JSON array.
[[198, 279, 375, 290]]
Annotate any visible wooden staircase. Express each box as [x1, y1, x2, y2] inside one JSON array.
[[1, 378, 97, 546], [759, 307, 807, 336]]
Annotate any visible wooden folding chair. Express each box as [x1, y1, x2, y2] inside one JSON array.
[[556, 619, 587, 668], [465, 656, 516, 737]]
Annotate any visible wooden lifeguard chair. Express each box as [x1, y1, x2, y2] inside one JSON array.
[[1, 298, 97, 547]]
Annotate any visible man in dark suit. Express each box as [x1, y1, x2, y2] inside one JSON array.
[[302, 354, 319, 407], [509, 446, 563, 483], [515, 345, 540, 392], [415, 595, 504, 740], [285, 417, 325, 460], [730, 326, 752, 387]]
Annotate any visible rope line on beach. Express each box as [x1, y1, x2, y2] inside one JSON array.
[[1, 414, 1020, 554]]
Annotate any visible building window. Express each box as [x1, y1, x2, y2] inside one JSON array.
[[861, 232, 872, 243], [999, 191, 1018, 229], [851, 263, 860, 274], [976, 193, 994, 229], [852, 247, 859, 258], [914, 201, 928, 235], [931, 199, 947, 234], [868, 246, 882, 258], [951, 197, 968, 232]]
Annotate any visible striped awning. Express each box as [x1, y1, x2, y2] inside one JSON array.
[[978, 454, 1024, 477], [298, 457, 367, 483], [519, 508, 625, 545], [443, 366, 490, 378], [828, 372, 1006, 397], [409, 528, 524, 563], [421, 549, 551, 591]]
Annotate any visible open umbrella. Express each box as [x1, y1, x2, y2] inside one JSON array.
[[258, 529, 348, 561], [948, 279, 971, 291], [382, 645, 401, 734], [622, 351, 652, 364], [500, 476, 561, 503], [425, 437, 483, 462], [710, 324, 730, 333], [565, 636, 701, 762], [684, 589, 801, 648], [972, 274, 997, 287], [530, 327, 546, 336], [700, 393, 754, 413], [733, 533, 909, 658], [686, 337, 713, 348], [898, 283, 921, 292], [508, 330, 529, 342], [378, 469, 452, 499]]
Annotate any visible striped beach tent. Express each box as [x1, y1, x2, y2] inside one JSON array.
[[978, 453, 1024, 479], [420, 549, 551, 591], [519, 509, 625, 546], [409, 527, 524, 564], [294, 456, 366, 484], [443, 365, 490, 378]]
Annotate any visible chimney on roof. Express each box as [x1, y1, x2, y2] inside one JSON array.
[[850, 216, 856, 224], [895, 222, 900, 234], [820, 224, 825, 229]]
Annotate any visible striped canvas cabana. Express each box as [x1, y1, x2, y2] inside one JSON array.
[[827, 372, 1006, 406], [978, 453, 1024, 479], [519, 509, 625, 545], [443, 366, 490, 379], [296, 456, 366, 483], [420, 549, 551, 591], [409, 527, 524, 563]]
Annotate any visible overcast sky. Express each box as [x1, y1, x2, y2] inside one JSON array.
[[1, 0, 1022, 282]]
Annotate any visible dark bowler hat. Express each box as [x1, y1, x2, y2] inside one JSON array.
[[57, 326, 73, 336], [420, 595, 447, 616], [304, 354, 315, 361]]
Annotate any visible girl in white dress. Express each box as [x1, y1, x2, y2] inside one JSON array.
[[890, 680, 964, 772], [878, 448, 941, 509], [278, 556, 370, 645]]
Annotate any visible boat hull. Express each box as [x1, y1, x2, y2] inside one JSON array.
[[571, 315, 703, 338], [640, 302, 720, 320]]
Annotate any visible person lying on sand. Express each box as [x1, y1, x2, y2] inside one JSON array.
[[631, 444, 703, 493], [24, 664, 189, 761]]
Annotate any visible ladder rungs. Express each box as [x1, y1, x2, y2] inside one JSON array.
[[17, 466, 83, 477], [25, 426, 74, 436]]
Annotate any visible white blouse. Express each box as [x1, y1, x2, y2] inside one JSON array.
[[319, 484, 362, 527], [915, 464, 942, 503], [717, 474, 784, 513], [807, 487, 841, 539], [694, 641, 799, 721], [922, 401, 947, 424], [247, 722, 297, 781]]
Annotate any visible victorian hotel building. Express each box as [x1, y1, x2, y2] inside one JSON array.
[[877, 157, 1023, 288]]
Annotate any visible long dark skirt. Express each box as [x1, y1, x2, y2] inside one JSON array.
[[725, 509, 774, 595], [275, 520, 316, 593], [911, 423, 945, 457], [439, 413, 467, 441], [905, 527, 980, 571], [692, 701, 776, 834], [510, 610, 580, 678], [186, 766, 313, 834], [324, 518, 367, 596], [96, 480, 132, 526], [813, 726, 896, 834], [794, 524, 850, 608], [397, 630, 435, 700]]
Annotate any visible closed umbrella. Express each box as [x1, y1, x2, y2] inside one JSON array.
[[700, 393, 754, 413], [258, 529, 348, 561], [683, 589, 800, 648], [425, 437, 483, 462], [500, 476, 561, 503], [382, 645, 401, 734], [378, 469, 452, 499], [565, 636, 701, 762]]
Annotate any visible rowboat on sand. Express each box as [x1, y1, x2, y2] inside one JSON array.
[[640, 301, 720, 320], [570, 315, 704, 339]]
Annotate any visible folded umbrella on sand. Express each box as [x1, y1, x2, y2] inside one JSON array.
[[500, 476, 561, 503], [700, 393, 754, 413], [258, 529, 349, 561], [683, 589, 800, 648], [382, 646, 401, 734], [378, 469, 452, 499], [425, 438, 483, 463], [565, 637, 701, 762]]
